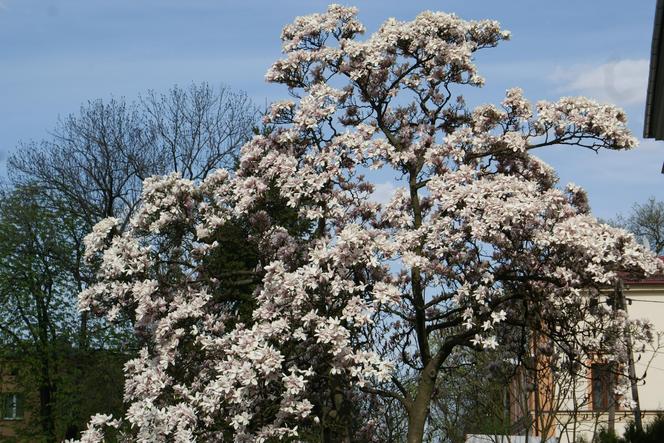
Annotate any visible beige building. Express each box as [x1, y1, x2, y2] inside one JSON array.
[[506, 259, 664, 443]]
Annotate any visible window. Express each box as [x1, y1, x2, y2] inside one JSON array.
[[2, 393, 24, 420], [591, 363, 616, 411]]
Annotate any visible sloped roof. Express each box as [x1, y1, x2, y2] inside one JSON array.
[[644, 0, 664, 140], [622, 256, 664, 285]]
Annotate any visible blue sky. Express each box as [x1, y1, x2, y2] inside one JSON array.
[[0, 0, 661, 219]]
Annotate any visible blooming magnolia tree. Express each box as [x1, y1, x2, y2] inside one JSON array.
[[75, 5, 662, 443]]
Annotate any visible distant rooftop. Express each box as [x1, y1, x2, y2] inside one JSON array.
[[622, 256, 664, 286], [644, 0, 664, 141]]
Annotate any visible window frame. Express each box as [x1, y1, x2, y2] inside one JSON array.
[[2, 393, 24, 420], [590, 362, 618, 412]]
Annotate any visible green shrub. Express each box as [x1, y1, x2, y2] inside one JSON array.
[[622, 413, 664, 443]]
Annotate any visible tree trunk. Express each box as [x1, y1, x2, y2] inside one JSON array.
[[39, 357, 56, 443], [36, 289, 56, 443], [406, 361, 439, 443], [616, 279, 643, 431], [79, 311, 89, 349], [607, 361, 616, 435]]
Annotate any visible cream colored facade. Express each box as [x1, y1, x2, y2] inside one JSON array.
[[623, 281, 664, 413], [561, 279, 664, 443], [514, 274, 664, 443]]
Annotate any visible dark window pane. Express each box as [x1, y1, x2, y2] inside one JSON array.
[[591, 363, 615, 411], [2, 393, 24, 420]]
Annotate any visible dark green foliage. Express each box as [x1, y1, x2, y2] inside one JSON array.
[[593, 414, 664, 443], [0, 187, 130, 442], [1, 83, 258, 441], [620, 413, 664, 443], [202, 181, 312, 323], [595, 428, 620, 443]]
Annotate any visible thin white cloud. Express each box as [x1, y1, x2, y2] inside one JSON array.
[[370, 181, 398, 205], [551, 58, 649, 107]]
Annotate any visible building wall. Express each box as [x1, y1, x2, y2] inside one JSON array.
[[562, 282, 664, 442], [622, 283, 664, 412], [508, 282, 664, 443], [0, 361, 31, 442]]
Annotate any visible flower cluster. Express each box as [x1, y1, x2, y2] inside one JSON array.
[[76, 4, 661, 442]]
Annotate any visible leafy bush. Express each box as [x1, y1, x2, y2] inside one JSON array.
[[593, 414, 664, 443], [620, 413, 664, 443]]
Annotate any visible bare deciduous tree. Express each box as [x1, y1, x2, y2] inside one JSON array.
[[141, 82, 256, 181], [6, 83, 256, 349], [614, 197, 664, 255], [9, 83, 256, 230], [9, 98, 151, 230]]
